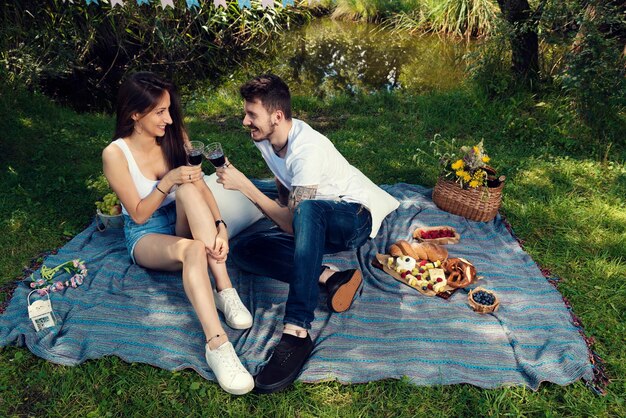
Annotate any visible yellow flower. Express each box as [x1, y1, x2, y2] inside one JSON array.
[[469, 180, 480, 188], [482, 156, 491, 163], [451, 159, 465, 170], [473, 146, 480, 154], [463, 173, 472, 182], [456, 170, 468, 178]]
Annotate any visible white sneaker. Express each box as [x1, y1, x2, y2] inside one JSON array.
[[214, 288, 253, 330], [205, 341, 254, 395]]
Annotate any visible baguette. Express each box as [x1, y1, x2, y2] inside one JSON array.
[[389, 240, 419, 259], [423, 243, 448, 262], [410, 242, 429, 260], [388, 240, 447, 262], [397, 240, 418, 259], [389, 243, 404, 257]]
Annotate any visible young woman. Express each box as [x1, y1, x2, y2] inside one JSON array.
[[102, 72, 254, 395]]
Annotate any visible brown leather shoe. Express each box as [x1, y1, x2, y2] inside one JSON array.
[[325, 269, 362, 313]]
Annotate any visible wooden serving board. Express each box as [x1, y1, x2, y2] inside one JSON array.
[[373, 253, 456, 299]]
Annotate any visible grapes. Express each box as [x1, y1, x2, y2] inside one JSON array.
[[96, 192, 120, 215]]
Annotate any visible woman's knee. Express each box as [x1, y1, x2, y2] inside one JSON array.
[[181, 239, 206, 262], [175, 183, 201, 202]]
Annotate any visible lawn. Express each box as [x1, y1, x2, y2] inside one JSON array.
[[1, 81, 624, 417]]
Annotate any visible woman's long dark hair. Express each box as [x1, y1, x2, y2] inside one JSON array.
[[114, 72, 187, 170]]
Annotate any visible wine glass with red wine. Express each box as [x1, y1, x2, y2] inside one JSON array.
[[186, 141, 205, 166], [205, 142, 226, 168]]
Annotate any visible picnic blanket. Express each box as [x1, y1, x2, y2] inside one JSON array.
[[0, 183, 595, 389]]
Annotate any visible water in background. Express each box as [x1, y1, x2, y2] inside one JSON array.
[[40, 18, 475, 110], [241, 19, 474, 97]]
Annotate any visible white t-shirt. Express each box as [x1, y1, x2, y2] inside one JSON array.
[[254, 119, 399, 238]]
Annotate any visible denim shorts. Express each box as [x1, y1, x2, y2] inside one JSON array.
[[123, 203, 177, 264]]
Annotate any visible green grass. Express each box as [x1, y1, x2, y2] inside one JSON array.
[[327, 0, 498, 37], [1, 81, 625, 417]]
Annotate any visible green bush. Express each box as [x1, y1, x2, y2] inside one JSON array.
[[0, 0, 311, 111], [555, 3, 625, 143], [424, 0, 498, 37], [464, 23, 515, 97], [387, 0, 498, 37]]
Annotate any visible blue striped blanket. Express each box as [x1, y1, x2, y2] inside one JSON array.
[[0, 183, 594, 389]]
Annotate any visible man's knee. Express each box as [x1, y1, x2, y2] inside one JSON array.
[[229, 238, 255, 267], [293, 199, 322, 222]]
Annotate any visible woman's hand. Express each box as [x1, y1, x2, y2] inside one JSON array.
[[207, 228, 229, 263], [162, 165, 203, 188]]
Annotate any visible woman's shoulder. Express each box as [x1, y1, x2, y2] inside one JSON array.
[[102, 139, 126, 162]]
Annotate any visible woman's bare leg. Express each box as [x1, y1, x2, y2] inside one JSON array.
[[134, 233, 253, 395], [174, 183, 233, 291], [133, 234, 227, 349]]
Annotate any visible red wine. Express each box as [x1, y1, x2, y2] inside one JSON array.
[[188, 151, 203, 166], [208, 152, 225, 167]]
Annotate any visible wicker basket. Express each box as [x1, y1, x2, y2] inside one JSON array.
[[432, 177, 505, 222]]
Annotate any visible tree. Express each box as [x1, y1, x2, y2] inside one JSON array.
[[495, 0, 543, 81]]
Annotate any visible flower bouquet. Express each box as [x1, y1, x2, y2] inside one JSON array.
[[431, 140, 505, 222], [441, 141, 498, 189]]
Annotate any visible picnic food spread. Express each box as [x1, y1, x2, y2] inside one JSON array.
[[374, 225, 497, 310]]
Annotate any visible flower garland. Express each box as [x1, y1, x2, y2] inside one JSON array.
[[30, 259, 88, 295]]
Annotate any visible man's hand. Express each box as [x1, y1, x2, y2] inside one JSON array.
[[215, 158, 250, 192], [215, 159, 296, 234]]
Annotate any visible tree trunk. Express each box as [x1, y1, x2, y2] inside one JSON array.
[[572, 4, 597, 53], [496, 0, 539, 80]]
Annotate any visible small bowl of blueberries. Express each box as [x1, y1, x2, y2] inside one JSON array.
[[468, 287, 499, 314]]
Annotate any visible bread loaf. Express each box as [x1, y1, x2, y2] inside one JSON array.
[[410, 242, 429, 260], [422, 243, 448, 262], [389, 240, 418, 259], [388, 241, 448, 262]]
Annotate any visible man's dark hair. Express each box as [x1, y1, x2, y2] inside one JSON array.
[[240, 74, 292, 120]]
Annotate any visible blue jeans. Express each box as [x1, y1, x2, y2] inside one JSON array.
[[231, 199, 372, 330]]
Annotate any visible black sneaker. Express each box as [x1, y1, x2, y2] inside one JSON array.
[[325, 269, 362, 313], [254, 333, 314, 394]]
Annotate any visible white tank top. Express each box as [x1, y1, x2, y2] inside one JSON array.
[[112, 138, 175, 215]]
